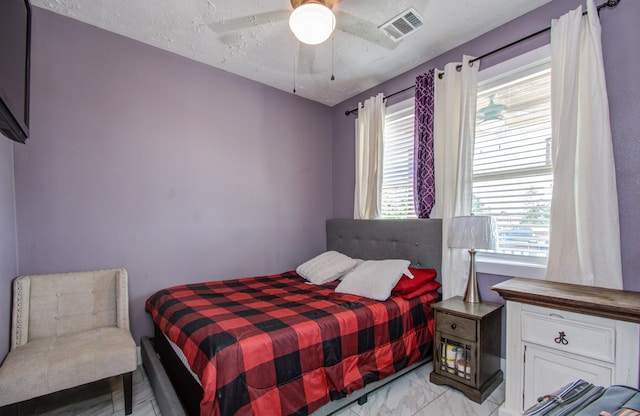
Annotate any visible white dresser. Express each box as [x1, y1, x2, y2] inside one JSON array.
[[492, 278, 640, 416]]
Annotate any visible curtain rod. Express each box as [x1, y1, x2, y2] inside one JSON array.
[[344, 0, 621, 117]]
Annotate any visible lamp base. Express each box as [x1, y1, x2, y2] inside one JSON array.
[[464, 249, 482, 303]]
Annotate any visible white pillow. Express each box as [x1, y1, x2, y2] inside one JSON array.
[[296, 251, 358, 285], [335, 259, 411, 301], [338, 258, 366, 280]]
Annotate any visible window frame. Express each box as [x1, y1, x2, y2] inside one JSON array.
[[380, 98, 417, 219], [362, 45, 552, 279], [474, 45, 551, 279]]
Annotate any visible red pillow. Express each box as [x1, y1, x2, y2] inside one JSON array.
[[392, 267, 438, 295], [397, 280, 441, 299]]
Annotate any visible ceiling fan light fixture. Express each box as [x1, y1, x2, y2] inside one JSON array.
[[289, 2, 336, 45]]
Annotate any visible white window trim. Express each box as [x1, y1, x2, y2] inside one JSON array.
[[386, 97, 413, 113], [475, 45, 551, 280], [476, 252, 547, 279], [478, 44, 550, 83]]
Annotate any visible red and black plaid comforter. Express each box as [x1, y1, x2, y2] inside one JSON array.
[[145, 271, 439, 416]]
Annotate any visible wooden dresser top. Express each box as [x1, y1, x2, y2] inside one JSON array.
[[492, 277, 640, 324]]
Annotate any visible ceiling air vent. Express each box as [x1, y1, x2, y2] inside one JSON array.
[[379, 8, 425, 42]]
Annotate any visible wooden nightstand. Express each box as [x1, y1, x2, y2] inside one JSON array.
[[429, 296, 503, 403]]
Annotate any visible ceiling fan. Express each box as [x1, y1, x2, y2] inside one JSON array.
[[208, 0, 399, 51], [207, 1, 422, 83]]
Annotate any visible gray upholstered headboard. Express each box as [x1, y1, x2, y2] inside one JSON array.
[[326, 219, 443, 279]]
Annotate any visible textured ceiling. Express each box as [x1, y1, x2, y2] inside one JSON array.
[[31, 0, 552, 106]]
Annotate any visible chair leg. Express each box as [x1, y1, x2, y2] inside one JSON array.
[[123, 372, 133, 415]]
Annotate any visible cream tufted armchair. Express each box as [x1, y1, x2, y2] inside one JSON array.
[[0, 269, 137, 414]]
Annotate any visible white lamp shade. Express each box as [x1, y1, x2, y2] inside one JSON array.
[[448, 216, 498, 250], [289, 2, 336, 45]]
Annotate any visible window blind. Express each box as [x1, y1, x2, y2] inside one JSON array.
[[473, 63, 552, 257], [381, 103, 416, 218]]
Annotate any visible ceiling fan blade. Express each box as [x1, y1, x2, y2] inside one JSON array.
[[208, 10, 289, 33], [217, 32, 249, 46], [334, 11, 399, 50], [296, 43, 318, 75]]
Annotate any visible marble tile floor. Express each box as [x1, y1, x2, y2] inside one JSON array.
[[5, 366, 159, 416], [5, 361, 504, 416]]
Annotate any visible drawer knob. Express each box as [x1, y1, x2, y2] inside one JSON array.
[[451, 323, 457, 330], [554, 331, 569, 345]]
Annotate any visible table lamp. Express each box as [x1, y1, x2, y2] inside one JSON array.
[[448, 215, 497, 303]]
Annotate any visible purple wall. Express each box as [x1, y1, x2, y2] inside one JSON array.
[[331, 0, 640, 292], [0, 138, 17, 361], [11, 8, 333, 345]]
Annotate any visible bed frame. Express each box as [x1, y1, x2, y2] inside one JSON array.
[[141, 218, 442, 416]]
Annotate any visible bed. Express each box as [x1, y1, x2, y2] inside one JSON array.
[[142, 218, 443, 416]]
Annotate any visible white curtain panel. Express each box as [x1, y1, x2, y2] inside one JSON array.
[[432, 56, 479, 299], [354, 93, 385, 219], [546, 0, 623, 289]]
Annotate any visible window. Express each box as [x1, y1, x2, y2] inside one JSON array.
[[473, 57, 552, 260], [377, 49, 553, 267], [381, 99, 416, 219]]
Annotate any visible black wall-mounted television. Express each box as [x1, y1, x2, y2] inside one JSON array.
[[0, 0, 31, 144]]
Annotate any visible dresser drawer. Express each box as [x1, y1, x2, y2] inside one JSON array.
[[436, 311, 476, 341], [521, 305, 616, 363]]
